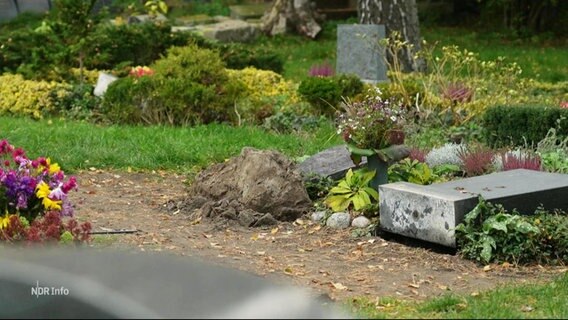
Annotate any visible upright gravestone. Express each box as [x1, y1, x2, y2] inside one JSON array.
[[0, 0, 18, 22], [15, 0, 50, 14], [336, 24, 388, 83]]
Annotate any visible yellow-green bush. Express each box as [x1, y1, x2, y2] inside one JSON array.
[[227, 67, 302, 123], [69, 68, 104, 85], [0, 74, 70, 118]]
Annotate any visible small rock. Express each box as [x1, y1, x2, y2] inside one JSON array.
[[238, 209, 257, 227], [253, 213, 278, 227], [221, 207, 237, 220], [352, 216, 371, 228], [311, 211, 326, 222], [326, 212, 351, 229]]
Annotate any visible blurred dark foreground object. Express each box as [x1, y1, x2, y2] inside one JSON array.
[[0, 247, 350, 319]]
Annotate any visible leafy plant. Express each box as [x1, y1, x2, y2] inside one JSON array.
[[303, 173, 335, 201], [325, 169, 379, 212], [540, 150, 568, 173], [388, 158, 439, 185], [455, 197, 540, 264]]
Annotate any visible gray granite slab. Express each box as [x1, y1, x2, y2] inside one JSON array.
[[297, 145, 367, 180], [380, 169, 568, 247]]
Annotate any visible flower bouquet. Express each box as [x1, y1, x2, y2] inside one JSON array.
[[0, 139, 90, 243], [337, 88, 410, 188]]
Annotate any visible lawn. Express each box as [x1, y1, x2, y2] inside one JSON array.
[[349, 271, 568, 319], [0, 116, 341, 173]]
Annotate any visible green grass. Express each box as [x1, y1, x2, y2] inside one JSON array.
[[0, 117, 341, 173], [348, 272, 568, 319]]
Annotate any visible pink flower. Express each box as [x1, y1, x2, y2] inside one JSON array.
[[560, 101, 568, 109]]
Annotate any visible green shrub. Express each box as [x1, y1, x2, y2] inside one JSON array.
[[298, 75, 364, 115], [84, 22, 191, 71], [483, 105, 568, 148], [456, 197, 568, 265], [101, 44, 242, 125], [298, 77, 342, 115], [54, 83, 100, 120]]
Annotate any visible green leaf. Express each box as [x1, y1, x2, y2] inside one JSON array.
[[363, 187, 379, 200], [375, 145, 411, 162], [352, 194, 367, 211], [325, 195, 351, 212], [347, 143, 375, 157], [345, 169, 354, 183], [359, 169, 376, 186], [329, 185, 353, 195], [480, 236, 496, 263], [158, 1, 168, 13]]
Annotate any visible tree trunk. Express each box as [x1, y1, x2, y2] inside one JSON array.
[[261, 0, 323, 39], [357, 0, 425, 72]]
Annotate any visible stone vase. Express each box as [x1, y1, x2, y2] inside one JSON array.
[[367, 153, 389, 190]]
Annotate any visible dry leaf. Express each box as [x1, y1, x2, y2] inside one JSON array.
[[471, 291, 480, 297], [410, 289, 419, 295], [483, 265, 492, 272], [437, 284, 449, 291], [284, 267, 294, 275], [202, 233, 212, 239], [521, 305, 534, 312], [502, 262, 511, 268], [367, 239, 376, 244], [210, 242, 222, 249], [256, 251, 266, 256], [250, 234, 259, 241], [294, 219, 305, 226], [271, 227, 279, 234], [408, 283, 420, 289], [331, 282, 347, 291]]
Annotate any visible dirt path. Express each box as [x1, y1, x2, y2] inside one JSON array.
[[70, 170, 566, 302]]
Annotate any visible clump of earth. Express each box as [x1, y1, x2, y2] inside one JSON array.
[[168, 147, 312, 228]]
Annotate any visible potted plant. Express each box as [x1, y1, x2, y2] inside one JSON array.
[[337, 88, 410, 190]]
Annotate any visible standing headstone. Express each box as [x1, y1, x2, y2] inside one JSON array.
[[17, 0, 50, 13], [336, 24, 388, 83], [0, 0, 18, 22]]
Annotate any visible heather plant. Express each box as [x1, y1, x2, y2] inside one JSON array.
[[500, 152, 542, 171], [408, 147, 427, 163], [425, 143, 466, 168], [308, 61, 335, 77], [458, 145, 495, 177]]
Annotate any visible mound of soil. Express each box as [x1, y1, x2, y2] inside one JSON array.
[[171, 148, 312, 228]]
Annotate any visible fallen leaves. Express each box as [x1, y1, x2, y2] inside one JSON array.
[[331, 282, 348, 291]]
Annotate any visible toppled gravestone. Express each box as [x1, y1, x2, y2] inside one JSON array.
[[173, 148, 311, 227]]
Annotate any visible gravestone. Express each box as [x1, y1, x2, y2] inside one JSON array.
[[297, 145, 367, 180], [128, 13, 168, 24], [336, 24, 388, 83], [195, 19, 260, 43], [379, 169, 568, 247], [16, 0, 49, 13], [0, 0, 19, 21]]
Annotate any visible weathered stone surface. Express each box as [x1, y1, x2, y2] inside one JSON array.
[[337, 24, 387, 83], [93, 72, 118, 97], [238, 209, 257, 227], [326, 212, 351, 229], [0, 0, 18, 21], [253, 213, 278, 227], [352, 216, 371, 228], [195, 19, 260, 42], [297, 145, 367, 180], [189, 147, 311, 222], [311, 211, 326, 222], [380, 169, 568, 247]]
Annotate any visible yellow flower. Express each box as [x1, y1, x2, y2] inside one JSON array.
[[36, 181, 62, 211], [0, 212, 10, 229]]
